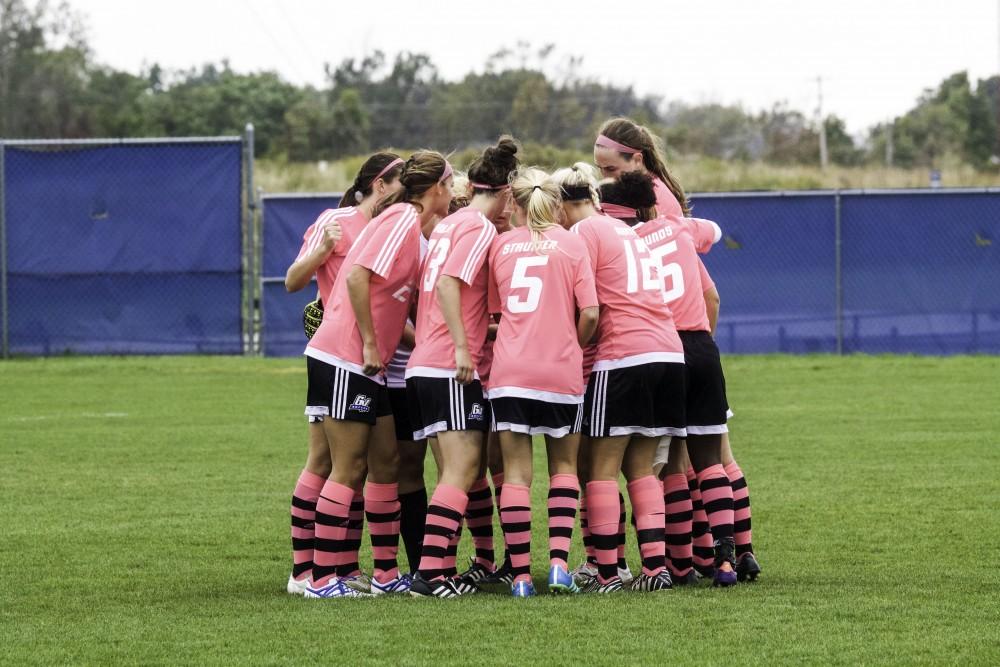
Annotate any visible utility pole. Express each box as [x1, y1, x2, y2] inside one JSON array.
[[817, 76, 829, 169], [885, 119, 894, 167]]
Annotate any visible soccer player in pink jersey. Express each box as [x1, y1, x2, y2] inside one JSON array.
[[406, 138, 520, 599], [485, 168, 599, 598], [281, 152, 403, 596], [600, 172, 741, 587], [550, 163, 682, 594], [301, 151, 453, 599], [593, 117, 691, 220]]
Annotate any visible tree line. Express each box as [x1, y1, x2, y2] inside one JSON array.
[[2, 0, 998, 170]]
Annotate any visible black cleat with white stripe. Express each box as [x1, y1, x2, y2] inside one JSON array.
[[409, 574, 463, 599], [580, 575, 625, 594], [630, 570, 674, 591]]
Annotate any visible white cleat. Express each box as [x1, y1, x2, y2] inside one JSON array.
[[618, 565, 634, 587], [304, 579, 371, 599], [287, 573, 311, 596]]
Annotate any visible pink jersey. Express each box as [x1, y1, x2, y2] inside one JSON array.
[[407, 208, 496, 378], [306, 203, 422, 378], [487, 226, 598, 402], [634, 216, 722, 332], [294, 207, 368, 302], [572, 214, 683, 371], [653, 178, 684, 220], [698, 257, 715, 292]]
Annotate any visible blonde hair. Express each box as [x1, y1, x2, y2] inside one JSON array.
[[449, 170, 471, 214], [551, 162, 599, 208], [510, 168, 561, 243]]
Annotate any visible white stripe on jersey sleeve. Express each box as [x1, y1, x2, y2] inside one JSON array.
[[459, 218, 495, 284], [372, 207, 416, 277]]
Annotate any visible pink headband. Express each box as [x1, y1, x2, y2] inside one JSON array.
[[595, 134, 641, 155], [439, 161, 454, 183], [372, 157, 404, 184], [470, 182, 511, 191], [601, 203, 638, 219]]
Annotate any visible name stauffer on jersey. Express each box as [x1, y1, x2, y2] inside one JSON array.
[[500, 239, 559, 254]]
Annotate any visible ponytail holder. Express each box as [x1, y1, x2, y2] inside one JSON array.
[[532, 185, 542, 191], [371, 157, 404, 185], [601, 203, 639, 219], [595, 134, 641, 155], [353, 190, 364, 203]]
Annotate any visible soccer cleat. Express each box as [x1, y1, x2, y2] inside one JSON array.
[[304, 579, 371, 599], [483, 557, 514, 586], [547, 565, 580, 594], [670, 570, 702, 587], [630, 570, 674, 592], [458, 558, 496, 586], [694, 564, 717, 579], [409, 574, 463, 599], [287, 573, 311, 596], [450, 576, 479, 595], [371, 573, 412, 596], [571, 560, 599, 588], [339, 573, 372, 594], [511, 580, 536, 598], [737, 552, 762, 582], [581, 576, 624, 594], [618, 564, 634, 587], [712, 538, 738, 587]]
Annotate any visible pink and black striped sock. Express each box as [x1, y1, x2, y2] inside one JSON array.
[[698, 465, 735, 544], [499, 483, 532, 584], [443, 522, 463, 577], [586, 480, 621, 583], [547, 474, 580, 570], [579, 495, 597, 565], [465, 477, 496, 569], [290, 469, 325, 581], [725, 461, 754, 556], [688, 467, 715, 569], [616, 492, 628, 571], [417, 484, 468, 581], [338, 490, 364, 578], [627, 475, 666, 576], [663, 473, 694, 578], [491, 472, 509, 563], [312, 480, 354, 587], [365, 482, 400, 583]]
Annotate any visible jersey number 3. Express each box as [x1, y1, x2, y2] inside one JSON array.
[[507, 255, 549, 313], [423, 238, 451, 292]]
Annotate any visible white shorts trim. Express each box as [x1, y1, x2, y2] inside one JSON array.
[[487, 385, 583, 405], [687, 424, 729, 435], [494, 422, 574, 438], [653, 436, 672, 467], [726, 408, 735, 419], [608, 426, 687, 438], [413, 420, 448, 441], [404, 366, 480, 380], [592, 351, 685, 372], [386, 378, 406, 389], [304, 406, 329, 417], [304, 347, 386, 385]]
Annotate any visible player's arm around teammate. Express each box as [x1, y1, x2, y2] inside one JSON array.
[[405, 138, 520, 598], [301, 151, 453, 598], [487, 168, 599, 598], [284, 153, 402, 596]]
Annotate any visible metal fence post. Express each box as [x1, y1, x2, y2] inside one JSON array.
[[0, 141, 8, 359], [243, 123, 256, 355], [834, 189, 844, 355]]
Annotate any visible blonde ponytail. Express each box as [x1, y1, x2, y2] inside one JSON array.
[[551, 162, 599, 207], [511, 168, 561, 244]]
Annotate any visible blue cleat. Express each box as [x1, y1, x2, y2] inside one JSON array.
[[511, 580, 536, 598], [547, 565, 579, 594]]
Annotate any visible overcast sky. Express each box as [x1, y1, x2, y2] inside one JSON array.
[[77, 0, 1000, 135]]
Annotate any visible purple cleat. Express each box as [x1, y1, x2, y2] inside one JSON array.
[[712, 537, 738, 588]]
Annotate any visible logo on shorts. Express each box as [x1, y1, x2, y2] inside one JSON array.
[[468, 403, 484, 421], [349, 394, 372, 413]]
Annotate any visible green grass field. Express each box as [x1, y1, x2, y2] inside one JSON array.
[[2, 355, 999, 665]]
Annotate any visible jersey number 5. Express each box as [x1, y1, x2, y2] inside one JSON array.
[[648, 240, 685, 303], [507, 255, 549, 313]]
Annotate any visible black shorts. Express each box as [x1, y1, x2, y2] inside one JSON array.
[[679, 331, 729, 434], [406, 375, 490, 440], [388, 387, 417, 442], [306, 356, 391, 425], [490, 396, 583, 437], [583, 362, 686, 438]]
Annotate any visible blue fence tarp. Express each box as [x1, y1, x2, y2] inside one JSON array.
[[4, 142, 243, 355]]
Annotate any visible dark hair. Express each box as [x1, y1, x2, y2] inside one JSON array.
[[599, 171, 658, 222], [598, 118, 690, 216], [374, 150, 449, 216], [467, 136, 519, 193], [339, 151, 402, 209]]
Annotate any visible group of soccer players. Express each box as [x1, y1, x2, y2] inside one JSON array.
[[284, 117, 761, 599]]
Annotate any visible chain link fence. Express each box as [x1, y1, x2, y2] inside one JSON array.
[[0, 134, 253, 356]]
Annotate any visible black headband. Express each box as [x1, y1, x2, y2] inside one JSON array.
[[560, 185, 592, 201]]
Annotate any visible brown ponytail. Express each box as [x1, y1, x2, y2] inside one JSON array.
[[339, 151, 402, 209], [598, 118, 691, 216]]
